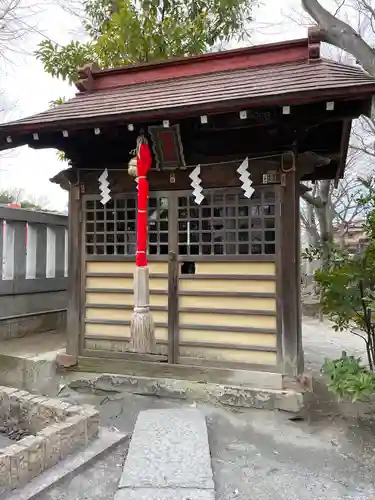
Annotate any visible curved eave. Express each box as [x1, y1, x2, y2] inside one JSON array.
[[1, 83, 374, 153]]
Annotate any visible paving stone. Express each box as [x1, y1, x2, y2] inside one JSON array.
[[0, 387, 19, 397], [8, 443, 28, 489], [18, 435, 44, 480], [0, 451, 10, 490], [6, 428, 128, 500], [58, 417, 85, 459], [18, 393, 40, 427], [118, 409, 214, 490], [64, 405, 82, 416], [80, 407, 100, 443], [38, 424, 61, 469], [115, 488, 215, 500], [43, 399, 71, 417], [65, 415, 86, 451]]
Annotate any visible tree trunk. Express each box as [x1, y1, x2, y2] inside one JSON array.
[[300, 180, 334, 266], [316, 180, 333, 268], [306, 202, 319, 274], [302, 0, 375, 75]]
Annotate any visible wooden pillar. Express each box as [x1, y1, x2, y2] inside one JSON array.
[[66, 184, 82, 358], [280, 169, 304, 376], [167, 193, 179, 364], [168, 251, 179, 364]]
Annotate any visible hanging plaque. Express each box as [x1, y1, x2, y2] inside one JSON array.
[[148, 124, 186, 170]]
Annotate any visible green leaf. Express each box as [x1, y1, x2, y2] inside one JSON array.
[[35, 0, 258, 82]]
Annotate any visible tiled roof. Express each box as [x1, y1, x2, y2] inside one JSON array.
[[1, 58, 375, 133]]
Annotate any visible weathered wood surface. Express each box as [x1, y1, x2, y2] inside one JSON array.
[[168, 252, 179, 364], [67, 184, 82, 357]]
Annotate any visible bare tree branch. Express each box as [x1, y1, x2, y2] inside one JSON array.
[[302, 0, 375, 75], [334, 0, 347, 16]]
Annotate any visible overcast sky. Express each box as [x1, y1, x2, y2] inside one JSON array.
[[0, 0, 309, 211]]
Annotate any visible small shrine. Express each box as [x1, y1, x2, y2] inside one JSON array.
[[1, 28, 375, 390]]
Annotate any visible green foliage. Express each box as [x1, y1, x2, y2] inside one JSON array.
[[37, 40, 96, 83], [0, 190, 16, 205], [49, 97, 67, 108], [19, 200, 45, 211], [57, 151, 68, 162], [312, 177, 375, 380], [323, 352, 375, 402], [302, 243, 350, 268], [48, 98, 69, 162], [0, 189, 46, 211], [36, 0, 258, 83]]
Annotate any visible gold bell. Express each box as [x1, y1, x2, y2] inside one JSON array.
[[128, 156, 137, 178]]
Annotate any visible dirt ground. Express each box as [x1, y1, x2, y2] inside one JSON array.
[[34, 318, 375, 499], [31, 373, 375, 500]]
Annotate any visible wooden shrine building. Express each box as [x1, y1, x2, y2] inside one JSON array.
[[1, 28, 375, 390]]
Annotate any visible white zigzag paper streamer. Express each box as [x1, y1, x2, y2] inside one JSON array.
[[237, 157, 254, 199], [189, 164, 204, 205], [98, 168, 111, 205]]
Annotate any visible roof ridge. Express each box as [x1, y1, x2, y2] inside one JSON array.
[[73, 59, 311, 98], [88, 38, 309, 78]]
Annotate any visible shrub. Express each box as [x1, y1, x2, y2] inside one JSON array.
[[323, 352, 375, 402]]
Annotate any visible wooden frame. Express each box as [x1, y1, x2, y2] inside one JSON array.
[[79, 184, 280, 372], [279, 169, 304, 376], [82, 186, 277, 259], [148, 124, 186, 170], [66, 184, 82, 358], [168, 252, 179, 363]]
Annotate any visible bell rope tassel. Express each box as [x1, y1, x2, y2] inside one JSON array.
[[130, 139, 155, 354]]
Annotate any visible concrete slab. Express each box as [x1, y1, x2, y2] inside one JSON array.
[[119, 409, 214, 490], [0, 331, 66, 358], [0, 331, 66, 396], [115, 488, 215, 500], [66, 372, 304, 413], [5, 427, 128, 500]]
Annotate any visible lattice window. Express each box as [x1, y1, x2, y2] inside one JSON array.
[[84, 188, 276, 257], [84, 195, 169, 256], [85, 198, 136, 256], [148, 196, 169, 255], [177, 189, 276, 256]]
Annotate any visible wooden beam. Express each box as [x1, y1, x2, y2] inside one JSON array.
[[167, 194, 179, 364], [280, 168, 304, 376], [66, 184, 82, 358], [335, 119, 352, 184], [76, 355, 283, 389]]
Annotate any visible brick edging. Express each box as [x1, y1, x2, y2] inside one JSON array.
[[0, 386, 100, 493]]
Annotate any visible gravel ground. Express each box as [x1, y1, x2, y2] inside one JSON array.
[[303, 317, 367, 372], [31, 319, 375, 500], [32, 382, 375, 500]]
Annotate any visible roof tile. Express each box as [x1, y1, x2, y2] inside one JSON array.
[[1, 59, 375, 132]]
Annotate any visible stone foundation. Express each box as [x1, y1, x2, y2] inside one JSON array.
[[0, 386, 100, 494], [0, 310, 66, 341]]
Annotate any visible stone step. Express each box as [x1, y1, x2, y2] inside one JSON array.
[[115, 409, 215, 500], [0, 332, 66, 396], [66, 372, 304, 413]]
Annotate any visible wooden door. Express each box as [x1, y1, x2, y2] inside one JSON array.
[[166, 187, 280, 370]]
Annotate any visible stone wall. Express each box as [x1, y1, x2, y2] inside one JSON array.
[[0, 309, 66, 341], [0, 386, 100, 494]]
